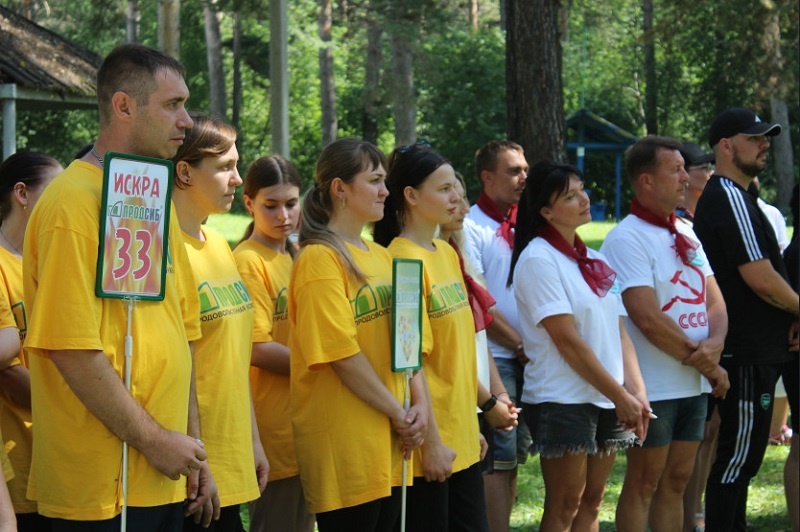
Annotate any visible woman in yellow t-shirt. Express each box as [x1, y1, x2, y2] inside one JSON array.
[[373, 142, 489, 531], [290, 138, 427, 531], [172, 113, 268, 531], [232, 156, 314, 532], [0, 151, 61, 530]]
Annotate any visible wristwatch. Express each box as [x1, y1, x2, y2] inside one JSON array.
[[480, 394, 498, 413]]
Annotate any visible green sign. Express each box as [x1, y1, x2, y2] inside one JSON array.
[[392, 258, 423, 372]]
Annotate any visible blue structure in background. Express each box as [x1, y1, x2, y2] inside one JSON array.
[[566, 109, 638, 221]]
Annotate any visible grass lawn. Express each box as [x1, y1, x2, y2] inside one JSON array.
[[511, 444, 792, 531], [213, 212, 792, 529], [206, 214, 619, 250], [207, 212, 252, 247], [239, 444, 792, 530]]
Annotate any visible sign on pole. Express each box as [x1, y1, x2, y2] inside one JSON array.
[[392, 258, 423, 372], [96, 153, 173, 301]]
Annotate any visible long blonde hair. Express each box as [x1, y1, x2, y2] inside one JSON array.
[[299, 138, 388, 284]]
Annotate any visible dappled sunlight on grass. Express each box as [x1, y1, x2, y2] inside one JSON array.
[[206, 212, 252, 248], [510, 445, 791, 531], [577, 220, 617, 251]]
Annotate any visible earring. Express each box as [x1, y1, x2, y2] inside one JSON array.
[[184, 177, 191, 184], [341, 196, 346, 209]]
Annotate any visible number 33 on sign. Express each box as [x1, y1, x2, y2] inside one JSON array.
[[96, 152, 174, 301]]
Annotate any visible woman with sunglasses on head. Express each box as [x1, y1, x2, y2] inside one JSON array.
[[172, 113, 269, 531], [232, 156, 314, 532], [290, 138, 427, 531], [0, 151, 62, 530], [373, 142, 490, 531], [508, 160, 650, 532]]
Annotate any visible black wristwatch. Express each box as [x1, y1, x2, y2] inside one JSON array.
[[480, 394, 498, 413]]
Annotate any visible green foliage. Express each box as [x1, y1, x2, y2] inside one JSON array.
[[6, 0, 797, 214], [416, 28, 507, 201], [561, 0, 799, 216]]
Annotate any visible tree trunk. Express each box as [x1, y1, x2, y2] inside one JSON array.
[[642, 0, 657, 135], [362, 4, 382, 145], [390, 33, 415, 146], [158, 0, 180, 59], [469, 0, 478, 31], [506, 0, 566, 162], [319, 0, 337, 148], [770, 97, 793, 213], [126, 0, 139, 43], [204, 0, 226, 118], [763, 6, 793, 213], [232, 11, 242, 139], [270, 0, 289, 157]]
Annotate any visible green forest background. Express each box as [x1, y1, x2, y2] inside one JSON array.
[[5, 0, 800, 217]]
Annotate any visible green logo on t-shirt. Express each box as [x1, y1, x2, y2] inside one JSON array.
[[198, 280, 252, 315], [274, 287, 288, 318], [428, 281, 468, 314], [352, 283, 392, 323], [11, 301, 26, 338]]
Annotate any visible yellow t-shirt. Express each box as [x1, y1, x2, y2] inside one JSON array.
[[22, 161, 201, 520], [0, 279, 16, 485], [233, 240, 296, 482], [290, 241, 407, 513], [388, 238, 480, 476], [183, 227, 259, 507], [0, 247, 32, 511]]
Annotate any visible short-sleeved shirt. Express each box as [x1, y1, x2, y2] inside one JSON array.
[[463, 207, 519, 359], [183, 227, 259, 507], [0, 247, 34, 511], [602, 215, 713, 401], [694, 175, 793, 366], [233, 240, 297, 482], [515, 238, 626, 408], [0, 282, 17, 485], [388, 238, 481, 476], [289, 241, 407, 514], [23, 160, 201, 520]]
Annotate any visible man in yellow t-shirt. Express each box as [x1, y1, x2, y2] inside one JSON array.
[[22, 44, 213, 530]]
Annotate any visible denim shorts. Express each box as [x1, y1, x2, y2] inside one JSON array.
[[522, 402, 635, 458], [493, 358, 532, 469], [642, 394, 707, 447]]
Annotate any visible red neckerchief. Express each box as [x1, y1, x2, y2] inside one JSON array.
[[476, 191, 517, 249], [630, 197, 698, 265], [537, 223, 617, 297], [450, 238, 495, 332]]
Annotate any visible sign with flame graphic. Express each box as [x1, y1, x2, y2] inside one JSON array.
[[96, 152, 173, 301]]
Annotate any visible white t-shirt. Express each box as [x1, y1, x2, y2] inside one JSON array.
[[757, 198, 789, 252], [515, 238, 625, 408], [601, 215, 713, 401], [464, 206, 518, 359]]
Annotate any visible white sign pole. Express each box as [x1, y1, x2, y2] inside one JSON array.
[[400, 368, 412, 532], [391, 258, 423, 532], [120, 297, 136, 532]]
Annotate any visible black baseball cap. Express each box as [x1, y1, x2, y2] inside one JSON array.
[[680, 142, 715, 167], [708, 108, 781, 148]]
